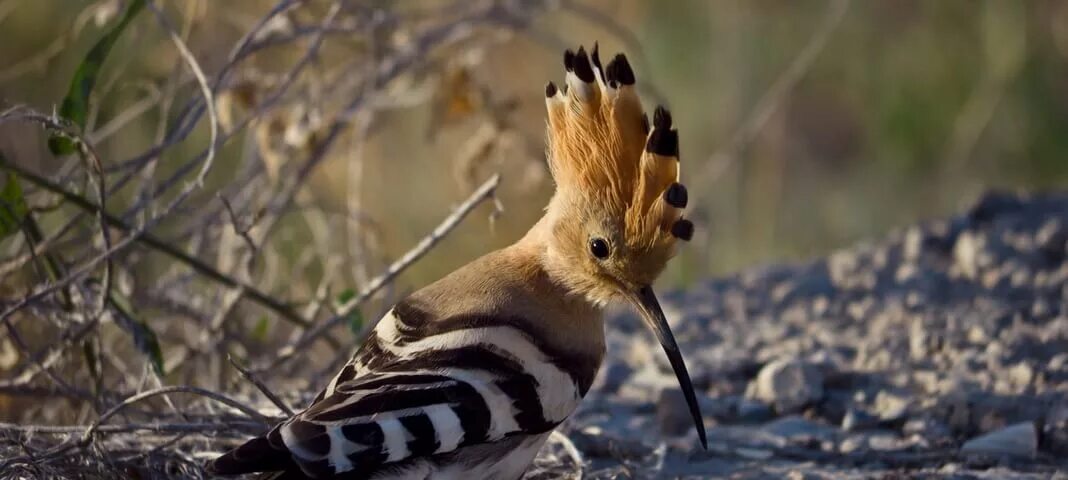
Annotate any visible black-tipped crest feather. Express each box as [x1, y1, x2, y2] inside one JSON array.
[[671, 219, 694, 241], [664, 183, 688, 208], [653, 106, 672, 129], [573, 46, 595, 82], [590, 42, 603, 78], [606, 54, 635, 85], [646, 128, 679, 157]]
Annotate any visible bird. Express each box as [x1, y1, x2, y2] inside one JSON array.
[[207, 43, 705, 480]]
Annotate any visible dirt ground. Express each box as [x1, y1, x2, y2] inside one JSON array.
[[3, 191, 1064, 479], [529, 191, 1068, 479]]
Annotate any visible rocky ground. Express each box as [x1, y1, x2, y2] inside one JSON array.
[[5, 191, 1064, 479], [530, 191, 1068, 479]]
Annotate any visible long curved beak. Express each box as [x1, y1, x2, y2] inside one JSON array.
[[629, 285, 707, 449]]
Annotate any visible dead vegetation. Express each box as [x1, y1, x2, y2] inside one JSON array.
[[0, 0, 870, 477], [0, 1, 598, 477]]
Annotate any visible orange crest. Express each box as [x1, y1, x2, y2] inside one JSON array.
[[544, 45, 692, 257]]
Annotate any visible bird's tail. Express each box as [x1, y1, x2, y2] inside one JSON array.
[[206, 426, 297, 476]]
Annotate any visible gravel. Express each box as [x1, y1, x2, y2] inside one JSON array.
[[530, 191, 1068, 479]]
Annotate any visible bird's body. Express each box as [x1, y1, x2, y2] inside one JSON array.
[[209, 44, 704, 479]]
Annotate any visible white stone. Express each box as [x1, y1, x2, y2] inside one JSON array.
[[960, 422, 1037, 458], [748, 358, 824, 413]]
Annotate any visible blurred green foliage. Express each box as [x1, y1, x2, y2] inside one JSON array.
[[2, 0, 1067, 295], [49, 0, 144, 154], [0, 169, 29, 240]]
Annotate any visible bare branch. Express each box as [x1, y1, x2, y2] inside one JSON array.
[[145, 0, 219, 189], [0, 156, 311, 328], [84, 385, 277, 440], [226, 354, 294, 417], [268, 173, 502, 368]]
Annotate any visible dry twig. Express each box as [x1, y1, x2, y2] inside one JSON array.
[[269, 173, 503, 368], [0, 2, 540, 476]]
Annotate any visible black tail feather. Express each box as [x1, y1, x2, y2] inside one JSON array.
[[207, 435, 295, 476]]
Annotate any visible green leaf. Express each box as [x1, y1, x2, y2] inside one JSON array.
[[335, 288, 363, 334], [49, 0, 145, 155], [346, 308, 364, 335], [48, 135, 78, 156], [252, 315, 270, 342], [336, 288, 356, 305], [109, 294, 165, 376], [0, 171, 29, 240]]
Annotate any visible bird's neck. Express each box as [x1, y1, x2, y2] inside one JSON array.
[[514, 216, 585, 300], [504, 216, 606, 391]]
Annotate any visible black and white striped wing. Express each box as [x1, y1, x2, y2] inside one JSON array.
[[210, 368, 546, 478], [210, 300, 597, 478], [268, 372, 500, 477]]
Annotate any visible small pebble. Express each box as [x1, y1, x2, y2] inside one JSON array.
[[656, 388, 697, 437], [736, 398, 774, 423], [960, 422, 1037, 458], [841, 407, 879, 431], [747, 358, 824, 413]]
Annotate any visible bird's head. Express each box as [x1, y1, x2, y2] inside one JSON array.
[[542, 45, 692, 305], [540, 44, 705, 448]]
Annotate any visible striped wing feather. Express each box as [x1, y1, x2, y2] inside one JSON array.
[[208, 299, 590, 479], [271, 372, 499, 477]]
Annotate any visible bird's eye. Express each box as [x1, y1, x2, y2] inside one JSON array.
[[589, 238, 610, 259]]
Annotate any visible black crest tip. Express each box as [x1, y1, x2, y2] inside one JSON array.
[[573, 46, 595, 83], [671, 219, 694, 241], [545, 81, 557, 98], [605, 54, 635, 86], [563, 49, 575, 71], [645, 128, 679, 157], [615, 54, 635, 85], [653, 106, 673, 129], [664, 182, 688, 208], [591, 42, 603, 74]]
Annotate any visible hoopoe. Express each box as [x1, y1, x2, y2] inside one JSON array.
[[208, 44, 704, 480]]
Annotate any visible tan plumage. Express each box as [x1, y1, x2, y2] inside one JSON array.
[[208, 44, 701, 480]]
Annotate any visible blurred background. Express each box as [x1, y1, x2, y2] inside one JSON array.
[[1, 0, 1067, 419], [4, 1, 1068, 286]]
